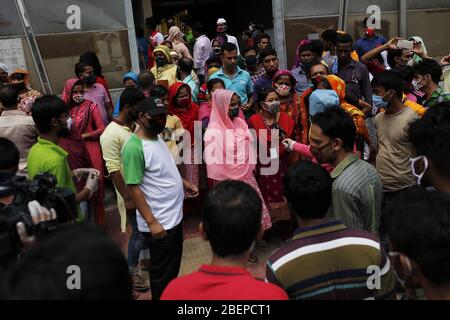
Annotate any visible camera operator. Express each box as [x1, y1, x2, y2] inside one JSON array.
[[0, 138, 20, 206], [2, 223, 132, 300], [0, 138, 62, 268], [27, 95, 99, 207]]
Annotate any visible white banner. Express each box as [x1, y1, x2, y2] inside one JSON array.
[[0, 38, 27, 72]]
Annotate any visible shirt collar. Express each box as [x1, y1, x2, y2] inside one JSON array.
[[331, 154, 359, 179], [199, 264, 250, 276], [218, 66, 243, 77], [292, 220, 346, 240], [112, 119, 134, 132], [37, 137, 68, 157]]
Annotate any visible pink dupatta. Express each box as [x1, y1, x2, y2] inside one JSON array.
[[205, 89, 256, 181]]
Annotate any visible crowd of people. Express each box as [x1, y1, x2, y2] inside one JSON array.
[[0, 14, 450, 301]]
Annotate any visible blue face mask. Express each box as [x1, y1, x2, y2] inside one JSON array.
[[372, 95, 388, 110]]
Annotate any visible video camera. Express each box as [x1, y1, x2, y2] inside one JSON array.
[[0, 173, 77, 265]]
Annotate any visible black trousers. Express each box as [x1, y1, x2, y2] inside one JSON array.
[[143, 222, 183, 300]]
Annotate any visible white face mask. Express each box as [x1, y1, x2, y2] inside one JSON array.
[[67, 117, 73, 131], [410, 155, 428, 186], [411, 79, 422, 92]]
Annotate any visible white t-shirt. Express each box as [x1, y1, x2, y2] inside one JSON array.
[[122, 134, 184, 232], [226, 34, 241, 55]]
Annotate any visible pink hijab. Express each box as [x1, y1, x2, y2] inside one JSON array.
[[205, 89, 256, 181]]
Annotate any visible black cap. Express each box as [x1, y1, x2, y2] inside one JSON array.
[[138, 97, 167, 116]]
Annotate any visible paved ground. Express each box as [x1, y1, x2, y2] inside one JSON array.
[[102, 184, 284, 300]]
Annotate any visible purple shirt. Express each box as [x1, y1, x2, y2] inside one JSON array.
[[84, 83, 110, 124], [253, 73, 273, 102]]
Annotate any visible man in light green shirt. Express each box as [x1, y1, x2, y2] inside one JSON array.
[[309, 108, 382, 234]]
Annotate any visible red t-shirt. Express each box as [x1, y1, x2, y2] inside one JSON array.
[[161, 264, 289, 300]]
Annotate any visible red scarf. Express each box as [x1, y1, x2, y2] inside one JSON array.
[[168, 82, 199, 138]]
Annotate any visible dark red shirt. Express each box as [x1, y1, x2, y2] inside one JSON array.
[[161, 264, 289, 300]]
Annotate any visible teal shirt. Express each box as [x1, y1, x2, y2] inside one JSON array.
[[209, 67, 254, 104], [183, 74, 199, 103]]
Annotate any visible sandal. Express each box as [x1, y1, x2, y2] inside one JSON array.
[[248, 252, 259, 264], [132, 272, 150, 292]]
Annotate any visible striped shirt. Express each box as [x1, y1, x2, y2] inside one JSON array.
[[266, 220, 397, 300], [330, 154, 382, 234]]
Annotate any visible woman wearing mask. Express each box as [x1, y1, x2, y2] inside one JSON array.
[[79, 52, 112, 103], [167, 82, 200, 194], [205, 89, 272, 247], [167, 26, 192, 60], [60, 79, 106, 225], [297, 61, 330, 144], [113, 72, 140, 118], [272, 70, 302, 140], [198, 78, 226, 130], [248, 88, 295, 240], [317, 75, 371, 158], [63, 62, 113, 124], [9, 69, 43, 115], [210, 38, 223, 59], [151, 45, 178, 88]]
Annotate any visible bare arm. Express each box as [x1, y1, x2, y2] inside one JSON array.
[[128, 184, 166, 239], [110, 171, 134, 210], [361, 38, 399, 64]]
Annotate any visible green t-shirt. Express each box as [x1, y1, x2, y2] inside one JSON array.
[[27, 137, 76, 192], [27, 137, 83, 221]]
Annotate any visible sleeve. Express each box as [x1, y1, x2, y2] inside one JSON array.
[[100, 131, 121, 174], [443, 66, 450, 94], [103, 87, 111, 104], [122, 138, 146, 185], [231, 36, 240, 56], [265, 261, 284, 289], [156, 33, 164, 45], [50, 161, 74, 190], [247, 73, 254, 95], [252, 81, 260, 103], [292, 142, 314, 160], [193, 42, 202, 70], [374, 247, 399, 300], [361, 65, 373, 105], [87, 103, 106, 139]]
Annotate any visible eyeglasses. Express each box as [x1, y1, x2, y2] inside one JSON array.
[[311, 140, 332, 152]]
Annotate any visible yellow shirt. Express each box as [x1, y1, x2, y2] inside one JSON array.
[[100, 121, 133, 174], [99, 120, 134, 232], [151, 64, 178, 88], [161, 114, 184, 164]]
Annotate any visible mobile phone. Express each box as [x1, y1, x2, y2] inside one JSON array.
[[397, 39, 414, 50]]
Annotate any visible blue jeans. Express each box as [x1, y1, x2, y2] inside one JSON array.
[[127, 211, 149, 268]]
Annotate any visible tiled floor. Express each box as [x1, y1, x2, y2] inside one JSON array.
[[103, 186, 285, 300]]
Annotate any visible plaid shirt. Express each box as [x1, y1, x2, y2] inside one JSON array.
[[423, 86, 450, 108]]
